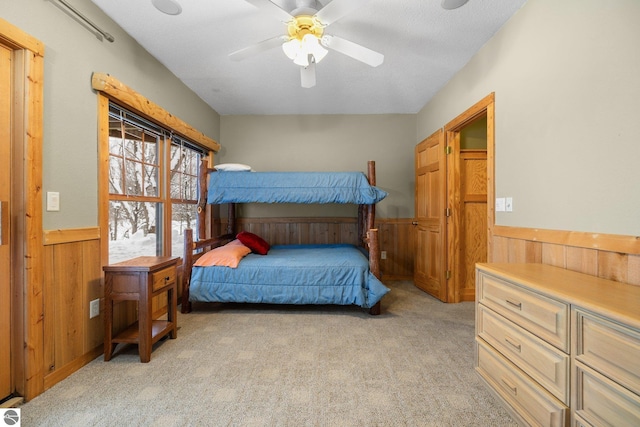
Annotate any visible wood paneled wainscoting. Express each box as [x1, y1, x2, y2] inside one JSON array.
[[222, 217, 416, 280], [42, 227, 171, 389], [43, 228, 104, 389], [491, 226, 640, 286]]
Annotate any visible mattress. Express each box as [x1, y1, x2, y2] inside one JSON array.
[[207, 171, 387, 204], [189, 244, 390, 309]]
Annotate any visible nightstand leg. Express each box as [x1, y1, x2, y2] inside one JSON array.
[[104, 297, 113, 361], [139, 299, 151, 363], [169, 287, 177, 339]]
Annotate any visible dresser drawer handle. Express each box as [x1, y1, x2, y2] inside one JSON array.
[[506, 299, 522, 310], [165, 276, 171, 281], [501, 377, 518, 395], [504, 336, 522, 352]]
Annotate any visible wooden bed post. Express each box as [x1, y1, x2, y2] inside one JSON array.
[[198, 158, 209, 240], [366, 160, 376, 232], [227, 203, 236, 235], [368, 228, 382, 315], [366, 161, 382, 315], [357, 205, 365, 248], [181, 228, 194, 313]]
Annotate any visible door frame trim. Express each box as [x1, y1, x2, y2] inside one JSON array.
[[0, 18, 45, 401], [443, 93, 495, 301]]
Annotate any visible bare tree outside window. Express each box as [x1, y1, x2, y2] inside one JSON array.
[[107, 104, 203, 263]]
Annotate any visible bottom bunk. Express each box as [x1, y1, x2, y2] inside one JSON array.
[[181, 229, 389, 315]]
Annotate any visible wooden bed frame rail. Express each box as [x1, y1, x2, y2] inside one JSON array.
[[181, 159, 383, 315]]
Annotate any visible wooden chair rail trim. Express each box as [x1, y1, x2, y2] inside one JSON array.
[[43, 227, 100, 245], [91, 72, 220, 152], [494, 225, 640, 255]]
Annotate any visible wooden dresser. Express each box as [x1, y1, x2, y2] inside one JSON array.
[[475, 263, 640, 427]]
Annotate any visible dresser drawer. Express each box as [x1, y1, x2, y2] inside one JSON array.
[[478, 271, 569, 352], [574, 362, 640, 427], [476, 340, 568, 427], [478, 305, 570, 404], [572, 414, 590, 427], [152, 266, 176, 292], [574, 309, 640, 396]]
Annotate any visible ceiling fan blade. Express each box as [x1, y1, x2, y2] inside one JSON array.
[[315, 0, 372, 25], [300, 59, 316, 88], [244, 0, 294, 23], [229, 35, 287, 61], [322, 35, 384, 67]]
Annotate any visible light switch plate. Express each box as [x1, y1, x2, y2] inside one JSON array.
[[495, 197, 506, 212], [46, 192, 60, 212], [505, 197, 513, 212]]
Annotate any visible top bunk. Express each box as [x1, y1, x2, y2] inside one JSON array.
[[206, 162, 387, 205]]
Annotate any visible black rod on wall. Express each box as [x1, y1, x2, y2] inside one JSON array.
[[48, 0, 115, 43]]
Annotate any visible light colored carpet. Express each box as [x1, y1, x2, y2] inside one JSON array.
[[20, 281, 516, 426]]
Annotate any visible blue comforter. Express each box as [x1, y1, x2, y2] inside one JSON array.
[[189, 244, 390, 309], [207, 171, 387, 204]]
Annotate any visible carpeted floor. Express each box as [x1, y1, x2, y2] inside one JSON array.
[[20, 281, 516, 426]]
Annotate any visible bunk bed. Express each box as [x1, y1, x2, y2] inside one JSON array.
[[181, 160, 390, 315]]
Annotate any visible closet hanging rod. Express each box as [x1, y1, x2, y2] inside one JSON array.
[[49, 0, 115, 42]]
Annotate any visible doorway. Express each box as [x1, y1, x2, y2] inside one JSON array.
[[414, 94, 495, 302]]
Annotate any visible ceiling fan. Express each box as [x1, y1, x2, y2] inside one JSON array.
[[229, 0, 384, 88]]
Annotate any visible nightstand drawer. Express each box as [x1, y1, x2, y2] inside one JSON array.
[[152, 266, 176, 292], [477, 340, 568, 427], [574, 309, 640, 396], [478, 305, 570, 404], [574, 362, 640, 427], [478, 271, 569, 352]]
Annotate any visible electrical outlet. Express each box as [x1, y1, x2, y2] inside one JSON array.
[[381, 251, 387, 260], [90, 299, 100, 319]]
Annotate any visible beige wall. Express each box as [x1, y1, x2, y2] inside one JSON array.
[[7, 0, 638, 236], [417, 0, 640, 237], [220, 114, 417, 219], [3, 0, 221, 230]]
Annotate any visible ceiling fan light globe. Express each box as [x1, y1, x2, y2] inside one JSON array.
[[302, 34, 328, 63], [294, 53, 310, 67], [282, 39, 301, 60]]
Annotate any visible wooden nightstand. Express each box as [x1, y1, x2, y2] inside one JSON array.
[[103, 256, 179, 363]]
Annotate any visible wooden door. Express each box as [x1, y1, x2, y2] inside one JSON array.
[[447, 141, 487, 302], [414, 129, 447, 301], [0, 44, 12, 400]]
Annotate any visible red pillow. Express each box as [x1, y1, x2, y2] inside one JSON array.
[[236, 231, 270, 255]]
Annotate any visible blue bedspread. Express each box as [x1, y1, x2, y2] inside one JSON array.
[[189, 244, 390, 309], [207, 171, 387, 204]]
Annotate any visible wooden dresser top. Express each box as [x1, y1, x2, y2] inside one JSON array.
[[477, 263, 640, 329]]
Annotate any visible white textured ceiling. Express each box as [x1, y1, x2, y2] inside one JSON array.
[[91, 0, 527, 115]]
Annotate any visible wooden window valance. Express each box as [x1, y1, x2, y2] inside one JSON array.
[[91, 72, 220, 153]]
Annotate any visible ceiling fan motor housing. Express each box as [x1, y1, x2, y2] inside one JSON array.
[[287, 15, 324, 42]]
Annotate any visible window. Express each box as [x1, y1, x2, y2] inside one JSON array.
[[169, 136, 202, 257], [107, 103, 205, 263]]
